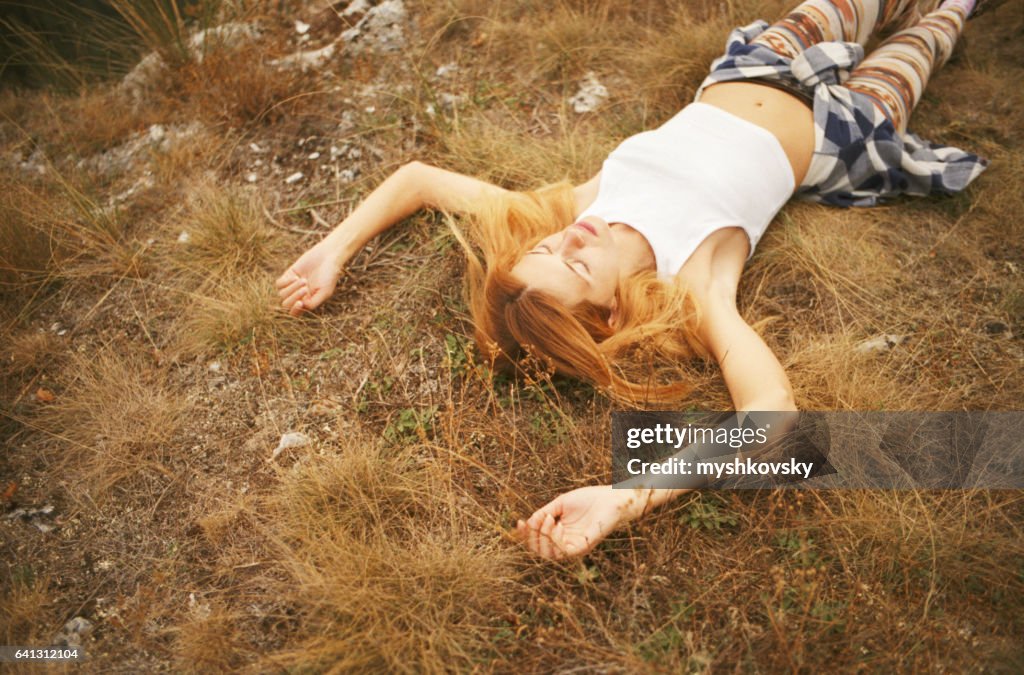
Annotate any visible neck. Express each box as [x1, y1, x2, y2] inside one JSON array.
[[611, 223, 656, 277]]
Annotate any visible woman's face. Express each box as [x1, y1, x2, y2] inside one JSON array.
[[509, 217, 620, 310]]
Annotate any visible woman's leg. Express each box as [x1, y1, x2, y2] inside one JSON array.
[[843, 1, 970, 132], [751, 0, 929, 58]]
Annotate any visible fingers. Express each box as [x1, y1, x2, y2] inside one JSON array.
[[288, 299, 305, 317], [278, 276, 305, 298], [516, 510, 569, 560], [281, 282, 308, 309], [539, 513, 557, 559], [303, 284, 332, 311], [275, 267, 300, 289]]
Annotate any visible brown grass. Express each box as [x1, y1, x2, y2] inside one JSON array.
[[1, 0, 1022, 671], [169, 182, 283, 281], [0, 573, 51, 646], [34, 348, 187, 502]]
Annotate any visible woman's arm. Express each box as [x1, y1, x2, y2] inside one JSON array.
[[275, 161, 508, 315], [517, 231, 797, 559]]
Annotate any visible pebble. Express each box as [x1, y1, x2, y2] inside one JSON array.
[[54, 617, 93, 648], [855, 334, 907, 355], [285, 172, 305, 184], [177, 230, 191, 244], [270, 431, 311, 461], [568, 71, 609, 113], [246, 172, 258, 183]]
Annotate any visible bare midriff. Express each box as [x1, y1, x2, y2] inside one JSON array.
[[698, 81, 815, 187]]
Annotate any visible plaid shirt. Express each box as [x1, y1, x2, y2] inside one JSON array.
[[696, 21, 988, 207]]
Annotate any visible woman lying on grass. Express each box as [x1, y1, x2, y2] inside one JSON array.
[[277, 0, 998, 560]]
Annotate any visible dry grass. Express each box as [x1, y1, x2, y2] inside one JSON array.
[[0, 0, 1022, 671], [0, 573, 52, 646], [175, 274, 296, 355], [254, 438, 519, 673], [170, 182, 283, 280], [34, 348, 187, 502]]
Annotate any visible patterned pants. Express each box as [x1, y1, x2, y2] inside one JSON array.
[[753, 0, 966, 133]]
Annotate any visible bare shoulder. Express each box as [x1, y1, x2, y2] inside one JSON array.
[[675, 226, 749, 304], [572, 172, 602, 217]]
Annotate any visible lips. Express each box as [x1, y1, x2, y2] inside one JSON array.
[[574, 221, 598, 237]]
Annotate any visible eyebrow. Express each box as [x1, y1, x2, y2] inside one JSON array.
[[525, 247, 588, 283]]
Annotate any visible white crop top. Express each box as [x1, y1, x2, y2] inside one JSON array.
[[578, 101, 795, 280]]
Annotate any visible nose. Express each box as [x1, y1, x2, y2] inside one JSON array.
[[557, 227, 586, 254]]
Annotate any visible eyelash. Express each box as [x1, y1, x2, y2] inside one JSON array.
[[535, 245, 589, 274]]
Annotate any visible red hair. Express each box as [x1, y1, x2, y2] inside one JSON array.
[[447, 181, 707, 405]]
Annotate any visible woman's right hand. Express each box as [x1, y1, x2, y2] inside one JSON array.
[[275, 238, 347, 316]]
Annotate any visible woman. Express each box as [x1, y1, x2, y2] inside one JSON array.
[[276, 0, 997, 560]]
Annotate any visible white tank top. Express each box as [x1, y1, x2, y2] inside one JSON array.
[[578, 102, 794, 280]]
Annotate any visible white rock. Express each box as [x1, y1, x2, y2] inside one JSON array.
[[246, 172, 258, 183], [271, 41, 337, 70], [208, 361, 222, 372], [270, 431, 311, 460], [285, 172, 305, 184], [177, 230, 191, 244], [329, 145, 342, 160], [341, 0, 407, 54], [855, 334, 907, 355], [249, 142, 263, 153], [568, 72, 609, 113], [148, 124, 166, 143], [308, 151, 321, 160], [345, 0, 371, 16], [120, 22, 260, 103], [338, 169, 356, 183], [436, 62, 458, 78], [438, 92, 464, 112], [295, 19, 310, 35]]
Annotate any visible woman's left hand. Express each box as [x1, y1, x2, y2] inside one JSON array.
[[515, 485, 644, 560]]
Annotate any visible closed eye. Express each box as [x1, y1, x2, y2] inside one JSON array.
[[526, 245, 589, 283]]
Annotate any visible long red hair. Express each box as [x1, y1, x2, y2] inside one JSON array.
[[446, 181, 707, 405]]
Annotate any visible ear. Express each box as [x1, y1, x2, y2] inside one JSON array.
[[607, 297, 620, 330]]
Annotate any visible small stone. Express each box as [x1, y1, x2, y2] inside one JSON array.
[[295, 19, 310, 35], [177, 230, 191, 244], [338, 169, 356, 183], [284, 172, 304, 184], [435, 62, 458, 77], [245, 172, 258, 183], [270, 431, 311, 460], [364, 106, 376, 114], [54, 616, 93, 648], [308, 151, 321, 160], [208, 361, 222, 372], [249, 142, 263, 153], [855, 334, 907, 355], [148, 124, 166, 143], [568, 71, 609, 114]]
